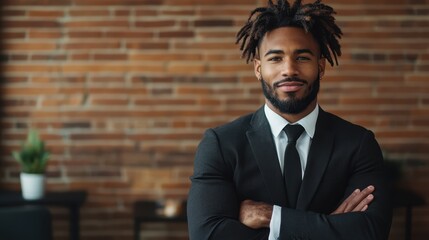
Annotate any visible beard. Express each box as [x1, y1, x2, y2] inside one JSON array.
[[261, 74, 320, 114]]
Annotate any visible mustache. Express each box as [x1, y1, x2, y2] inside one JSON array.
[[273, 77, 308, 88]]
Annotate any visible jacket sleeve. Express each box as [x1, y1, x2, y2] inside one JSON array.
[[187, 129, 269, 240], [279, 131, 393, 240]]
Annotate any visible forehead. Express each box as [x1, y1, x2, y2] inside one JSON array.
[[259, 27, 320, 55]]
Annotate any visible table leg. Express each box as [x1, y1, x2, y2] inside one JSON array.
[[134, 218, 140, 240], [405, 205, 412, 240], [70, 205, 79, 240]]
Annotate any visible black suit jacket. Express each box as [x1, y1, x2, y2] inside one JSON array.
[[187, 107, 392, 240]]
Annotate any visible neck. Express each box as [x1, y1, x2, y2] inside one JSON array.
[[266, 100, 317, 123]]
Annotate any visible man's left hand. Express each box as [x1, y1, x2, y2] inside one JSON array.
[[239, 199, 273, 229]]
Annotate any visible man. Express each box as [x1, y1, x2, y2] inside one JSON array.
[[187, 0, 392, 239]]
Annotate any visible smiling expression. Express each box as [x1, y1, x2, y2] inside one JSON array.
[[254, 27, 326, 119]]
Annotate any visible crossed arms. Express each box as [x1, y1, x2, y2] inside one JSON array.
[[187, 128, 392, 240], [240, 185, 376, 229]]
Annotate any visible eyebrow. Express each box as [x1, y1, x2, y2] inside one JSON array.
[[264, 48, 315, 57], [296, 49, 315, 56]]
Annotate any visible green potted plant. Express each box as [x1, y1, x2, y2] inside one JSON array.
[[12, 129, 50, 200]]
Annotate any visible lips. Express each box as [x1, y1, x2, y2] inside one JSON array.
[[276, 81, 305, 92]]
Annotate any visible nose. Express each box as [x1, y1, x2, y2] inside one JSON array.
[[281, 59, 299, 77]]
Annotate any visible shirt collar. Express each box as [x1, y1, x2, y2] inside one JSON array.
[[264, 104, 319, 139]]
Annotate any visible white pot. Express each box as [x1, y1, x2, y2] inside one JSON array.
[[20, 173, 46, 200]]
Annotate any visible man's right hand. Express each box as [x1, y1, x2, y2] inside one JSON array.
[[331, 185, 375, 215]]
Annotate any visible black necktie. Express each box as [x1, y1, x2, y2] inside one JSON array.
[[283, 124, 304, 209]]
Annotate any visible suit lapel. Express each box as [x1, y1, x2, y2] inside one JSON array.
[[246, 108, 287, 205], [297, 109, 334, 210]]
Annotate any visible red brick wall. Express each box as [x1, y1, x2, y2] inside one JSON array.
[[0, 0, 428, 239]]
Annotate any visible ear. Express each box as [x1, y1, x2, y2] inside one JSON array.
[[318, 58, 326, 79], [253, 58, 262, 81]]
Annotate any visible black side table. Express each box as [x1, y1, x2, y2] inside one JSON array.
[[0, 190, 87, 240], [134, 200, 187, 240], [393, 189, 425, 240]]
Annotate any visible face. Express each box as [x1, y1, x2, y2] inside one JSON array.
[[254, 27, 325, 115]]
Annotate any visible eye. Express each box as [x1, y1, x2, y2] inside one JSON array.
[[268, 56, 282, 62], [297, 56, 311, 61]]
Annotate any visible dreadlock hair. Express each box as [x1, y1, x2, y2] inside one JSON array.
[[236, 0, 342, 66]]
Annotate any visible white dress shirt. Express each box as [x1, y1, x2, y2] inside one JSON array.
[[264, 104, 319, 240]]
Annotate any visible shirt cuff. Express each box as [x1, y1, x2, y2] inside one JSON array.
[[268, 205, 281, 240]]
